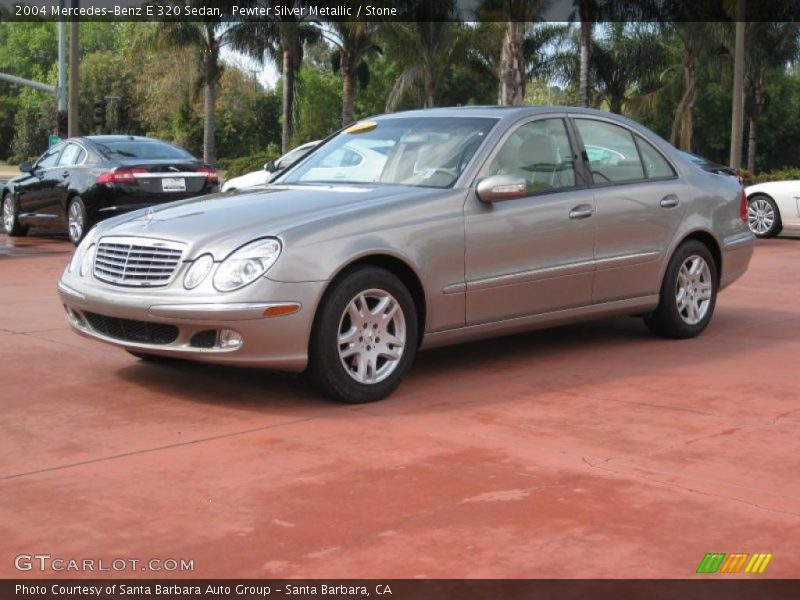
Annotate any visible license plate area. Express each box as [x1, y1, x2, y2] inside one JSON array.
[[161, 177, 186, 192]]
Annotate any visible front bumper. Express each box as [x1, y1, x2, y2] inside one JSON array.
[[57, 277, 325, 372]]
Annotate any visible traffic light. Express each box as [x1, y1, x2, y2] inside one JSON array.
[[57, 110, 68, 138], [93, 98, 107, 132]]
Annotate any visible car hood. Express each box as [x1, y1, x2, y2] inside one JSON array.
[[94, 184, 431, 259], [222, 169, 271, 191]]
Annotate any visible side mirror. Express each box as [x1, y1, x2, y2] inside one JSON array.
[[20, 161, 34, 173], [264, 160, 276, 172], [476, 174, 527, 203]]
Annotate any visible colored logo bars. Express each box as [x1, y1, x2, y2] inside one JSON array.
[[696, 553, 773, 574]]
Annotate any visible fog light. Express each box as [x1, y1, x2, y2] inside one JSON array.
[[219, 329, 243, 349]]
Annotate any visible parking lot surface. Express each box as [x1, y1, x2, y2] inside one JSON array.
[[1, 232, 798, 579]]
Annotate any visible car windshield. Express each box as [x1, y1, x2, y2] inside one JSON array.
[[277, 117, 498, 188], [95, 140, 193, 160]]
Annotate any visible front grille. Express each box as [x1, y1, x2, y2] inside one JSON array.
[[93, 236, 185, 287], [83, 311, 179, 345]]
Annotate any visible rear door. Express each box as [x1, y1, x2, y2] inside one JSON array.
[[48, 142, 87, 219], [464, 115, 596, 325], [571, 116, 689, 303]]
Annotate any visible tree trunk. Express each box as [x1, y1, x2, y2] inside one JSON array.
[[424, 71, 436, 108], [281, 48, 293, 154], [670, 55, 696, 151], [499, 21, 525, 106], [203, 79, 216, 164], [747, 116, 757, 172], [747, 68, 766, 172], [342, 61, 355, 126], [579, 20, 592, 108]]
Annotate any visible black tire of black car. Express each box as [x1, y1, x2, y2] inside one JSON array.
[[2, 192, 29, 237], [308, 266, 419, 404], [644, 240, 718, 339]]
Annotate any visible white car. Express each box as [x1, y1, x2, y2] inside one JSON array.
[[221, 140, 319, 192], [745, 180, 800, 238]]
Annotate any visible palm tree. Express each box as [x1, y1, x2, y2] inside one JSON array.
[[148, 21, 225, 163], [573, 0, 597, 108], [664, 23, 729, 151], [382, 1, 466, 110], [328, 23, 381, 126], [230, 1, 320, 152], [744, 22, 800, 171], [590, 23, 667, 114]]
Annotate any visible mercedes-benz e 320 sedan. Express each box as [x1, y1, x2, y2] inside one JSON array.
[[58, 107, 755, 403]]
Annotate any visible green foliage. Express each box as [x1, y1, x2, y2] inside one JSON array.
[[225, 144, 281, 179], [741, 167, 800, 186], [291, 67, 342, 146]]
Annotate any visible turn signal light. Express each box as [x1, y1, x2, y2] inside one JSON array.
[[263, 303, 301, 318]]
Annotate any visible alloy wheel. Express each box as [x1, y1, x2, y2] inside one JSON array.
[[337, 288, 406, 384], [68, 201, 84, 242], [675, 255, 713, 326], [2, 197, 13, 232], [748, 198, 775, 235]]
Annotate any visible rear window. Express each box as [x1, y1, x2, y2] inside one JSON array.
[[95, 141, 194, 160]]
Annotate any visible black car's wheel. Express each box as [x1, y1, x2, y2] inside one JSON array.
[[308, 266, 418, 403], [67, 196, 90, 245], [644, 240, 718, 339], [2, 192, 28, 237], [747, 194, 782, 238]]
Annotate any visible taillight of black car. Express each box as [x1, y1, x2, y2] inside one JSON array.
[[198, 166, 219, 184], [97, 167, 149, 184]]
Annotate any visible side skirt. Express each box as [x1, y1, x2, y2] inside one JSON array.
[[420, 295, 660, 350]]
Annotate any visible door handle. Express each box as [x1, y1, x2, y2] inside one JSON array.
[[569, 204, 594, 220], [62, 171, 70, 177], [660, 194, 679, 208]]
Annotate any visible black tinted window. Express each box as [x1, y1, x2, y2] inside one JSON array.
[[96, 141, 193, 160]]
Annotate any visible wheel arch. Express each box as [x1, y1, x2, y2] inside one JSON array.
[[314, 253, 427, 346], [675, 230, 722, 283]]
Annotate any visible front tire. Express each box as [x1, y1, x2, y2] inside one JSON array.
[[67, 196, 91, 245], [644, 240, 718, 339], [308, 267, 418, 403], [747, 194, 782, 238], [2, 193, 28, 237]]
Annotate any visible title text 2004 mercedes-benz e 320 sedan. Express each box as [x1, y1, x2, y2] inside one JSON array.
[[58, 107, 755, 403]]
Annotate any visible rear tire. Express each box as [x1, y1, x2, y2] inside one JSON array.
[[308, 267, 418, 404], [644, 240, 718, 339], [747, 194, 782, 238], [67, 196, 91, 245], [2, 192, 28, 237]]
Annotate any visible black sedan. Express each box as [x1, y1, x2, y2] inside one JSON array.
[[1, 135, 219, 244]]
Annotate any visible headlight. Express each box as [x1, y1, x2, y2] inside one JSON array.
[[67, 227, 98, 274], [183, 254, 214, 290], [79, 244, 95, 277], [213, 238, 281, 292]]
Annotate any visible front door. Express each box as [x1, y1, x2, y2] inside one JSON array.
[[17, 144, 64, 220], [464, 116, 596, 325]]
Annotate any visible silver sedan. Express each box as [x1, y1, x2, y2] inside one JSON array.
[[58, 107, 755, 403]]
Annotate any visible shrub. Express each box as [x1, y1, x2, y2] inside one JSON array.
[[743, 167, 800, 186], [224, 144, 280, 179]]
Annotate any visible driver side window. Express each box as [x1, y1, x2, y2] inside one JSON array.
[[36, 146, 62, 169], [488, 118, 576, 194]]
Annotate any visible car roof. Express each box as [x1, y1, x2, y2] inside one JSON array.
[[372, 105, 633, 123], [82, 135, 172, 144]]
